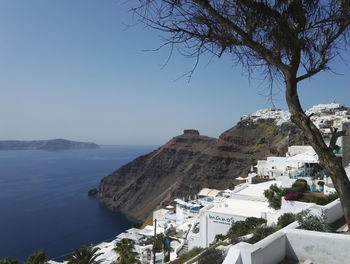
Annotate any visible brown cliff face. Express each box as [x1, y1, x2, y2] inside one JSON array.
[[99, 121, 305, 221]]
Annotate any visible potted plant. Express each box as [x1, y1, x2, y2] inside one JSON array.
[[317, 181, 325, 192], [310, 181, 316, 192]]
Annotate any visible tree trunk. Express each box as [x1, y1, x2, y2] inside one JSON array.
[[284, 72, 350, 228]]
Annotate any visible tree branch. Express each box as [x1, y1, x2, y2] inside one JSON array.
[[297, 18, 350, 82], [329, 128, 347, 151], [192, 0, 289, 72]]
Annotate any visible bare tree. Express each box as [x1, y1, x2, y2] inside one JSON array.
[[132, 0, 350, 227]]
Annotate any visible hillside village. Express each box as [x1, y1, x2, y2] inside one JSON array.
[[50, 103, 350, 264]]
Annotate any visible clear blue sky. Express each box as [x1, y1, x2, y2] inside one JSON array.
[[0, 0, 349, 145]]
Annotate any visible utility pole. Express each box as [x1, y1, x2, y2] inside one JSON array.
[[153, 219, 157, 264]]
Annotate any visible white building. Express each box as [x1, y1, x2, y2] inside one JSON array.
[[187, 181, 277, 250], [255, 146, 325, 182], [256, 157, 290, 178]]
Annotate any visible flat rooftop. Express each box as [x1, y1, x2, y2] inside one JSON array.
[[207, 198, 273, 218], [235, 181, 281, 198]]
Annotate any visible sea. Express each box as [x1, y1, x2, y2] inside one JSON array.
[[0, 145, 156, 261]]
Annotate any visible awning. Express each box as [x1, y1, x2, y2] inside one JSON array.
[[174, 198, 186, 205], [198, 188, 211, 196], [198, 188, 220, 197]]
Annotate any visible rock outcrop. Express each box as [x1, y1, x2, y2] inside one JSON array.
[[88, 188, 98, 196], [99, 120, 305, 221]]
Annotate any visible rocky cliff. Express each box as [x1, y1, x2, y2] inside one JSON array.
[[99, 118, 306, 221]]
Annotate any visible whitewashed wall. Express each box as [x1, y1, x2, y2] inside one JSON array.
[[280, 199, 314, 215], [187, 233, 201, 251], [309, 199, 342, 223], [286, 229, 350, 264], [223, 207, 348, 264]]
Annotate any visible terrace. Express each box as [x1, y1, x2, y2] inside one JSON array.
[[223, 195, 349, 264], [224, 226, 350, 264]]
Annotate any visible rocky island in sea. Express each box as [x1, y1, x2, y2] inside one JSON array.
[[0, 139, 99, 151]]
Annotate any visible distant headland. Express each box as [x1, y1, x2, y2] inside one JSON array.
[[0, 139, 99, 151]]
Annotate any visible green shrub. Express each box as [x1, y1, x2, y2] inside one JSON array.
[[25, 251, 47, 264], [214, 234, 226, 242], [315, 196, 328, 205], [248, 226, 277, 244], [277, 213, 296, 228], [327, 192, 339, 200], [245, 217, 267, 228], [282, 186, 304, 196], [1, 251, 48, 264], [292, 180, 307, 192], [178, 247, 204, 263], [264, 184, 282, 210], [315, 192, 338, 205], [281, 187, 292, 196], [296, 210, 330, 232], [327, 192, 338, 200], [227, 221, 252, 240], [294, 179, 307, 187], [198, 248, 224, 264], [0, 259, 20, 264], [227, 217, 266, 243]]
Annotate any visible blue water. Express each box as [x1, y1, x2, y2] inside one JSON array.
[[0, 146, 155, 261]]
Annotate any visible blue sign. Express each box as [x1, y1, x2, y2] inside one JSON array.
[[209, 215, 235, 225]]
